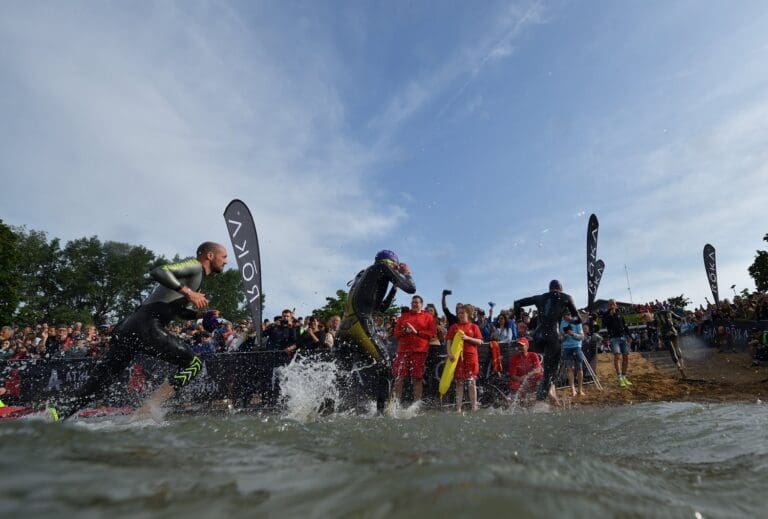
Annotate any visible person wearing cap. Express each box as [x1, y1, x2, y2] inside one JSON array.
[[513, 279, 581, 404], [507, 337, 543, 400], [337, 249, 416, 412]]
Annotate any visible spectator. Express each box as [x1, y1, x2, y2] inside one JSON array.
[[441, 290, 461, 327], [560, 316, 585, 397], [392, 295, 436, 406], [0, 339, 13, 360], [44, 324, 73, 358], [191, 331, 215, 356], [446, 304, 483, 412], [0, 326, 13, 344], [266, 309, 299, 354], [491, 312, 518, 344], [296, 316, 323, 354], [748, 328, 768, 365], [507, 337, 542, 401], [425, 304, 445, 347], [323, 315, 341, 349], [713, 325, 734, 353], [601, 299, 632, 388]]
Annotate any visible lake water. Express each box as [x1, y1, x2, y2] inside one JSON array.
[[1, 400, 766, 518]]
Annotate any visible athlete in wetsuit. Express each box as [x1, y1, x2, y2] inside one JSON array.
[[655, 309, 687, 379], [337, 250, 416, 411], [49, 242, 228, 421], [513, 280, 581, 402]]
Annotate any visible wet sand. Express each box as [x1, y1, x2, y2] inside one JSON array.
[[566, 342, 768, 406]]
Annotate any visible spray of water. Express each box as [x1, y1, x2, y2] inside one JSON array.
[[274, 354, 341, 422]]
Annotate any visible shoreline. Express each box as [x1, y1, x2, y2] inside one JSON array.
[[560, 347, 768, 407]]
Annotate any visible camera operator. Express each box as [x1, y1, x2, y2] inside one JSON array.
[[265, 309, 299, 354]]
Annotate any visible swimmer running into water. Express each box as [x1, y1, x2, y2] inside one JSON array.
[[514, 280, 581, 405], [48, 242, 228, 421], [337, 250, 416, 412]]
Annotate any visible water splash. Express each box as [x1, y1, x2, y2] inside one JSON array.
[[275, 355, 341, 422]]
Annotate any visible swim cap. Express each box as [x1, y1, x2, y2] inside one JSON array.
[[375, 250, 399, 264], [549, 279, 563, 291]]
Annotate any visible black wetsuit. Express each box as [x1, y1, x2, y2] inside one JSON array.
[[338, 261, 416, 411], [514, 291, 580, 400], [57, 259, 207, 419]]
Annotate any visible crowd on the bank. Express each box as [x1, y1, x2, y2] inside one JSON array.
[[2, 290, 767, 365]]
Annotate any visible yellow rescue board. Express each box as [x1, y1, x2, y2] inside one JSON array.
[[439, 330, 464, 396]]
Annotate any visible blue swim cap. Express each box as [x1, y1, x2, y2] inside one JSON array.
[[375, 250, 399, 264], [549, 279, 563, 291]]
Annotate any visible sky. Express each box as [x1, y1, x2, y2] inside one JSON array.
[[2, 1, 768, 318]]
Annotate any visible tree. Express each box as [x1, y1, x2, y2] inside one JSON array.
[[12, 227, 64, 325], [312, 289, 348, 322], [203, 269, 250, 322], [311, 288, 401, 322], [0, 220, 22, 324], [12, 228, 163, 324], [667, 294, 691, 309], [749, 233, 768, 292]]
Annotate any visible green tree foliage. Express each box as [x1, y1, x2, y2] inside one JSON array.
[[311, 288, 401, 322], [203, 269, 250, 322], [0, 220, 22, 324], [12, 228, 163, 324], [666, 294, 691, 309], [749, 233, 768, 292], [57, 237, 162, 323], [312, 289, 348, 321], [13, 227, 64, 325]]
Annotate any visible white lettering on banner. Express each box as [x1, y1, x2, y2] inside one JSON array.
[[247, 283, 260, 303], [227, 218, 243, 238], [226, 209, 262, 312], [47, 369, 61, 391], [242, 260, 258, 281]]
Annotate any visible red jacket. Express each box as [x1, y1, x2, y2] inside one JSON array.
[[394, 311, 436, 353], [446, 322, 483, 355], [508, 351, 542, 391]]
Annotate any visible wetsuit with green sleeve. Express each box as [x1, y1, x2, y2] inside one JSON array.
[[337, 260, 416, 410], [514, 291, 581, 400], [54, 259, 207, 420]]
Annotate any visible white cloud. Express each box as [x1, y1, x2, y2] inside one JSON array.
[[370, 1, 543, 131], [0, 3, 403, 316]]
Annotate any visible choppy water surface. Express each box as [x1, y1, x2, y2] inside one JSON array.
[[1, 402, 767, 518]]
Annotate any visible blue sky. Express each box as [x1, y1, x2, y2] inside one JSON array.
[[2, 1, 768, 318]]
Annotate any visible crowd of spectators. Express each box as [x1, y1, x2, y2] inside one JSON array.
[[2, 290, 767, 366]]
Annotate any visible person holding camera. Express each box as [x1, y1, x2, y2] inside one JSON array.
[[441, 289, 461, 327], [266, 309, 299, 354], [560, 315, 585, 397]]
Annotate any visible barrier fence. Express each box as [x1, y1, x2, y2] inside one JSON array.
[[0, 338, 610, 409]]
